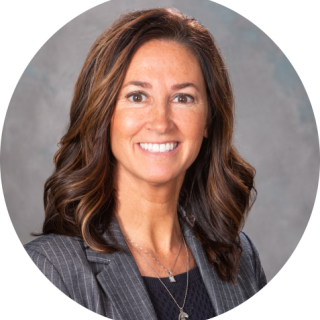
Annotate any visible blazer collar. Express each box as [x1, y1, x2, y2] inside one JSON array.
[[85, 206, 239, 318]]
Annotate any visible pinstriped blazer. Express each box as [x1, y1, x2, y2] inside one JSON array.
[[24, 209, 267, 320]]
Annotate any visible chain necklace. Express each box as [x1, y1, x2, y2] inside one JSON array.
[[126, 235, 190, 320], [124, 234, 182, 283]]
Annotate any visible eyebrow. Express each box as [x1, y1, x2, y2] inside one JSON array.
[[122, 81, 199, 92]]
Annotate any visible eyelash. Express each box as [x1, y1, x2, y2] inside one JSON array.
[[126, 92, 195, 104]]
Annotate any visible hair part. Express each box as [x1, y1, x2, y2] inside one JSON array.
[[34, 8, 257, 283]]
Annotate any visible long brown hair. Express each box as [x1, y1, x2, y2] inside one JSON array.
[[35, 8, 257, 283]]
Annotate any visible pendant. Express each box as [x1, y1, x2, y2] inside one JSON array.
[[178, 310, 189, 320], [168, 271, 176, 283]]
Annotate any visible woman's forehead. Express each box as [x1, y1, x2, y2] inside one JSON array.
[[123, 39, 205, 89], [128, 39, 199, 70]]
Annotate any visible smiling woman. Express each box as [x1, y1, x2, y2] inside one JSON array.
[[24, 8, 266, 320]]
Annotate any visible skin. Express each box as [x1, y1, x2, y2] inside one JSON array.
[[110, 39, 208, 278]]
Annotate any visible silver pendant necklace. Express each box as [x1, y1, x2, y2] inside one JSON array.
[[124, 233, 182, 283], [126, 235, 190, 320]]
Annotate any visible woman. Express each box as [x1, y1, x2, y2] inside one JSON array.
[[25, 8, 267, 320]]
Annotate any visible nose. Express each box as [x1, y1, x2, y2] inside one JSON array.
[[146, 99, 173, 134]]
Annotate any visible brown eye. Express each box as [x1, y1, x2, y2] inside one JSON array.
[[173, 94, 194, 104], [128, 92, 146, 103], [133, 94, 142, 102]]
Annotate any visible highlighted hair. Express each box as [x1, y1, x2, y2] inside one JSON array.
[[35, 8, 257, 283]]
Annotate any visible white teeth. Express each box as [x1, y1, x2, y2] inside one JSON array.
[[149, 144, 162, 152], [139, 142, 178, 153]]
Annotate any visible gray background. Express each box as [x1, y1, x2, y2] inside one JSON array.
[[1, 0, 319, 282]]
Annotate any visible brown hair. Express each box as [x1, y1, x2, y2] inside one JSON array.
[[35, 8, 257, 283]]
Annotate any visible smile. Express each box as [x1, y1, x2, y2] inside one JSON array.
[[139, 142, 178, 153], [137, 142, 182, 157]]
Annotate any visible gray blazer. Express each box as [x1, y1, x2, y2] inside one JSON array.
[[24, 210, 267, 320]]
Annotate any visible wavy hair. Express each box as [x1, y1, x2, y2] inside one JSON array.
[[35, 8, 257, 283]]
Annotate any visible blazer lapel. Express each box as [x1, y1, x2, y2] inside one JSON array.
[[181, 212, 224, 316], [180, 217, 246, 316], [86, 219, 158, 320]]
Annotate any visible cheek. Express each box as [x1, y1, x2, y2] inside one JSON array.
[[110, 109, 141, 159], [175, 109, 207, 140], [112, 111, 138, 134]]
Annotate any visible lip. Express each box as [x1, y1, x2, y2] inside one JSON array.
[[136, 142, 182, 157]]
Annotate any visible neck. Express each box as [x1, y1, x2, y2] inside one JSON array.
[[114, 166, 185, 255], [115, 204, 182, 255]]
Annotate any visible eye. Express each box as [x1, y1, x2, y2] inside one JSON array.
[[127, 92, 147, 103], [126, 91, 194, 104], [172, 94, 194, 104]]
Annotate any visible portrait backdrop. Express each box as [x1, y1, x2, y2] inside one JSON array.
[[1, 0, 319, 288]]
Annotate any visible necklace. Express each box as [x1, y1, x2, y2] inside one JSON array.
[[126, 235, 190, 320], [124, 233, 182, 283]]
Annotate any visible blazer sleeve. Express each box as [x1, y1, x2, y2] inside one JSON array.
[[25, 245, 71, 297], [241, 231, 267, 290]]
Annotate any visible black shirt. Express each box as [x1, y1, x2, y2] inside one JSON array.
[[142, 266, 216, 320]]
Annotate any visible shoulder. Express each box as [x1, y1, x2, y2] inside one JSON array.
[[24, 233, 87, 264], [239, 231, 259, 258], [23, 234, 109, 312], [23, 234, 89, 297], [238, 231, 267, 290], [24, 234, 101, 298], [238, 231, 260, 275]]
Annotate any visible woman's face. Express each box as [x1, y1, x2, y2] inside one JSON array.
[[111, 39, 208, 186]]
